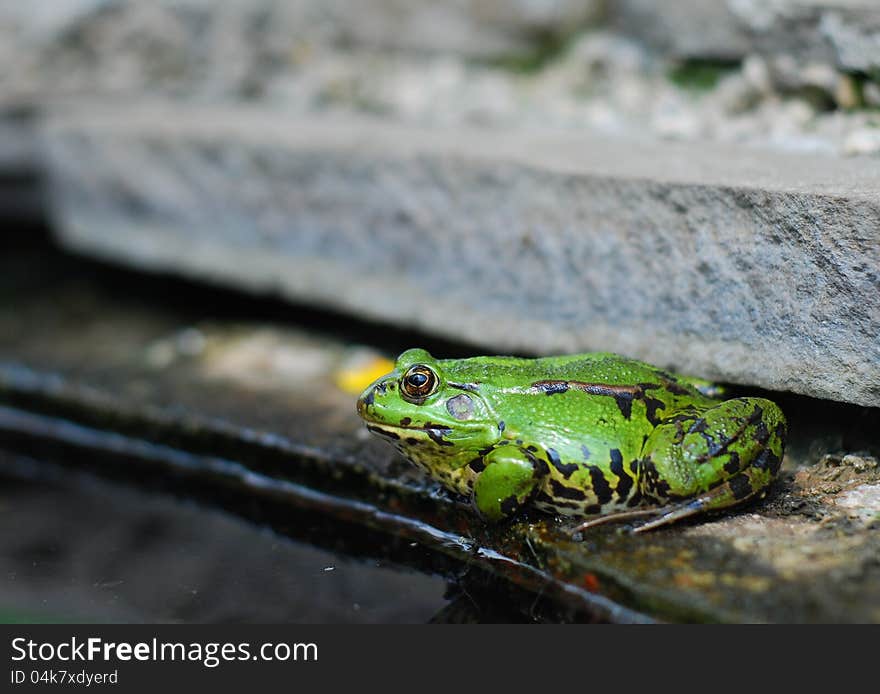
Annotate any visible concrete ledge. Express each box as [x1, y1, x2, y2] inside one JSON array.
[[42, 103, 880, 406]]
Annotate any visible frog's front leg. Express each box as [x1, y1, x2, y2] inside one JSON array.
[[634, 397, 786, 531], [473, 447, 544, 521]]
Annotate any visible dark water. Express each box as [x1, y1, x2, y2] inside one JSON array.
[[0, 457, 450, 623]]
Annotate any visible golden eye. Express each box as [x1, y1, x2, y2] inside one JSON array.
[[401, 364, 438, 401]]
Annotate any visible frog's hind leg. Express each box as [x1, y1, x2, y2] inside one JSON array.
[[631, 397, 787, 532]]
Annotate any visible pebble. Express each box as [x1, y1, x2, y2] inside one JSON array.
[[843, 128, 880, 155]]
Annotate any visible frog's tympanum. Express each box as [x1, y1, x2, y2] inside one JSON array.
[[357, 349, 786, 533]]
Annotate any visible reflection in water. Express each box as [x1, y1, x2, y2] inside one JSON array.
[[0, 459, 450, 623]]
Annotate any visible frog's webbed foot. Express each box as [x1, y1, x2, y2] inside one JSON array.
[[570, 471, 772, 536], [569, 499, 714, 536], [569, 507, 668, 535], [630, 477, 772, 533], [626, 501, 715, 533]]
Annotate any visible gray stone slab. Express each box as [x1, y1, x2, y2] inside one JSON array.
[[611, 0, 880, 71], [42, 103, 880, 406]]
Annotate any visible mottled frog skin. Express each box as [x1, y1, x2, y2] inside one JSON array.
[[356, 349, 786, 532]]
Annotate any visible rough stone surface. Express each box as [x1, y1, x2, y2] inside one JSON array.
[[612, 0, 880, 71], [5, 2, 880, 159], [42, 104, 880, 406], [610, 0, 754, 61], [7, 1, 880, 85], [0, 0, 603, 103]]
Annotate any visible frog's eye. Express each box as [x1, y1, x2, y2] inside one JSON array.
[[401, 364, 438, 402]]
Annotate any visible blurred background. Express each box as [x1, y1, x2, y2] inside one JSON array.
[[0, 1, 879, 623]]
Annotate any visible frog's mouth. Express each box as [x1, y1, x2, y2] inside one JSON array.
[[365, 422, 457, 448]]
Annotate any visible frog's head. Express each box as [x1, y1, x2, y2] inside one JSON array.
[[356, 348, 500, 461]]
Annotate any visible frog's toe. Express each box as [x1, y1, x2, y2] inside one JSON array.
[[630, 498, 710, 533], [631, 460, 777, 533], [569, 506, 667, 536]]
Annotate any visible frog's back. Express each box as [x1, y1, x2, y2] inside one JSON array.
[[440, 352, 710, 398], [439, 352, 721, 514]]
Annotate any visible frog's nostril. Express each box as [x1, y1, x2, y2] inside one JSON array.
[[357, 385, 377, 415]]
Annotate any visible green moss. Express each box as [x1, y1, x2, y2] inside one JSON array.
[[482, 31, 574, 74], [850, 73, 875, 111], [668, 60, 738, 92]]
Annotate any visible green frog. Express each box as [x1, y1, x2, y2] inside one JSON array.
[[356, 349, 786, 532]]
